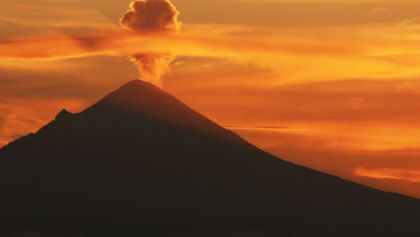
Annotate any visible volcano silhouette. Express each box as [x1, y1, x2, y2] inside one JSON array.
[[0, 80, 419, 237]]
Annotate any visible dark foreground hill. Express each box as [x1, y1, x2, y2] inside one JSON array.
[[0, 80, 419, 237]]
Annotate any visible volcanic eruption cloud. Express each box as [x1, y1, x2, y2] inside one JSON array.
[[120, 0, 181, 84]]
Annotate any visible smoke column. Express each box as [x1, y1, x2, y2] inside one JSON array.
[[120, 0, 181, 85]]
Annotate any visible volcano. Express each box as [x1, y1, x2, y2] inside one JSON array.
[[0, 80, 419, 237]]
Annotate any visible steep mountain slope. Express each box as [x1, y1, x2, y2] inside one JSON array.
[[0, 80, 419, 237]]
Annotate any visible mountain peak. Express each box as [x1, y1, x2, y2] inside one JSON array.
[[113, 79, 164, 96], [87, 79, 178, 115], [82, 79, 246, 145], [55, 109, 73, 120]]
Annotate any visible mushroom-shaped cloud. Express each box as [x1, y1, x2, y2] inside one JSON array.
[[120, 0, 181, 85], [121, 0, 181, 32]]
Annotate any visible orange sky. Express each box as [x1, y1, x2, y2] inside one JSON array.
[[1, 0, 420, 198]]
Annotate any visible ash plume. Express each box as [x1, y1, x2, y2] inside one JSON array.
[[120, 0, 181, 85]]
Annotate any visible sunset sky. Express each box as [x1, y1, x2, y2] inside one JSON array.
[[1, 0, 420, 198]]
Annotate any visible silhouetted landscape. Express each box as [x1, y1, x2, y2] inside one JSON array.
[[0, 80, 419, 237]]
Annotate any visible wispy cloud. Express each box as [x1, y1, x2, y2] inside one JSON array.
[[354, 167, 420, 183], [0, 28, 360, 61], [4, 19, 420, 88], [0, 1, 116, 30]]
